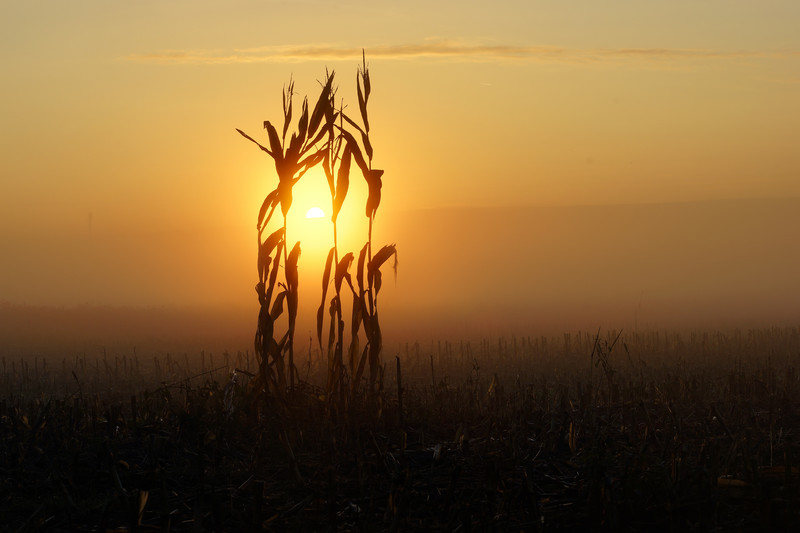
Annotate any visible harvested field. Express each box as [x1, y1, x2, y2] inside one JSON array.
[[3, 328, 800, 531]]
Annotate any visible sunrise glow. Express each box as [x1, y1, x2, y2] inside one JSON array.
[[305, 207, 324, 219]]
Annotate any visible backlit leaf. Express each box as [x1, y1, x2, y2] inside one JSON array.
[[341, 113, 365, 136], [365, 169, 384, 218], [361, 131, 373, 162], [282, 80, 294, 140], [262, 228, 285, 257], [332, 144, 351, 222], [270, 290, 287, 320], [357, 242, 368, 294], [236, 129, 274, 158], [298, 97, 309, 142], [357, 73, 370, 134], [368, 244, 396, 295], [339, 130, 369, 176], [335, 252, 354, 294], [323, 152, 335, 198], [308, 72, 335, 138], [264, 121, 283, 161], [317, 247, 335, 349], [257, 189, 280, 230], [286, 241, 301, 290], [361, 49, 371, 99]]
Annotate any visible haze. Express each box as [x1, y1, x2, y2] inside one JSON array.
[[2, 1, 799, 355]]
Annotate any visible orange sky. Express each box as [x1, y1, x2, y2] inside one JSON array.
[[2, 1, 800, 345]]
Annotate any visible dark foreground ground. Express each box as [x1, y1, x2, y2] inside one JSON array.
[[2, 329, 800, 531]]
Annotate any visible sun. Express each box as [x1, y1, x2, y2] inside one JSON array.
[[306, 207, 325, 219]]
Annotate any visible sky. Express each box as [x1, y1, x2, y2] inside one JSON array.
[[1, 1, 799, 348]]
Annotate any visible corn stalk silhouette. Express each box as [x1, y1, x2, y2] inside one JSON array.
[[236, 72, 335, 399], [317, 54, 397, 404]]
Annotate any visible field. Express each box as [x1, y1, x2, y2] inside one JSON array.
[[3, 327, 800, 532]]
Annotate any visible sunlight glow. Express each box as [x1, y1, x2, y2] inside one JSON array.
[[306, 207, 325, 219]]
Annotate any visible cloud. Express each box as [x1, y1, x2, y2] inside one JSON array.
[[125, 40, 794, 66]]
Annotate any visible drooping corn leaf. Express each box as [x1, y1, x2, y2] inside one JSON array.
[[316, 247, 336, 349], [323, 152, 335, 198], [341, 113, 365, 136], [277, 177, 294, 216], [264, 121, 283, 161], [286, 241, 301, 290], [356, 242, 368, 295], [368, 244, 397, 295], [368, 244, 397, 272], [334, 252, 354, 294], [270, 290, 287, 321], [257, 189, 280, 230], [262, 227, 285, 256], [266, 241, 283, 303], [332, 144, 351, 222], [365, 169, 384, 218], [257, 306, 274, 353], [361, 131, 373, 162], [287, 243, 301, 342], [338, 129, 369, 176], [236, 129, 274, 158], [297, 149, 325, 173]]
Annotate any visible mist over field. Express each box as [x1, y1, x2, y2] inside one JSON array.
[[2, 197, 798, 358]]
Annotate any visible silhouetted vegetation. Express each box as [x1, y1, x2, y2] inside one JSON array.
[[2, 328, 800, 531], [237, 54, 396, 415]]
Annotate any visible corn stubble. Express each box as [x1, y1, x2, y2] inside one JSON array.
[[237, 53, 396, 414]]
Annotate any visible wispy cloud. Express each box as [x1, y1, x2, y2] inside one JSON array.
[[125, 40, 795, 66]]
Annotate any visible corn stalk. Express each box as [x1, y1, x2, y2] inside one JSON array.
[[237, 72, 335, 399]]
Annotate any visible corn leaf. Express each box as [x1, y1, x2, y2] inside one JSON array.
[[341, 113, 365, 136], [257, 189, 280, 230], [236, 129, 274, 158], [357, 242, 368, 295], [334, 252, 354, 294], [266, 241, 283, 303], [368, 244, 396, 295], [286, 241, 301, 290], [316, 247, 336, 349], [361, 131, 373, 162], [365, 169, 384, 218], [323, 152, 335, 198], [264, 121, 283, 161], [339, 129, 369, 176], [361, 49, 371, 99], [270, 290, 287, 321], [262, 227, 285, 255], [277, 177, 294, 216], [334, 252, 353, 295], [332, 144, 351, 222], [298, 97, 309, 143], [305, 120, 333, 155], [357, 73, 370, 134], [308, 72, 335, 138], [368, 244, 397, 274], [282, 79, 294, 141]]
